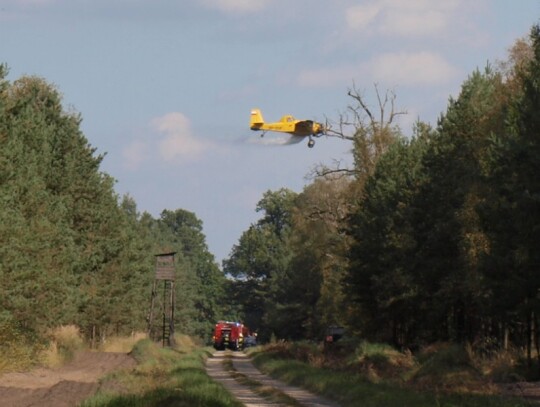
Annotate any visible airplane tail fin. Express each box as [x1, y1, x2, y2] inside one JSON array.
[[250, 108, 264, 130]]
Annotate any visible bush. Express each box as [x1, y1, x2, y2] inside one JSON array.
[[408, 343, 499, 394], [43, 325, 84, 366], [260, 340, 322, 364], [484, 349, 524, 383], [420, 344, 471, 370], [130, 338, 159, 364], [350, 341, 415, 383], [0, 320, 44, 372]]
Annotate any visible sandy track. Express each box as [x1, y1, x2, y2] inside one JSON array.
[[206, 351, 281, 406], [0, 351, 136, 407], [206, 350, 340, 407], [231, 352, 340, 407]]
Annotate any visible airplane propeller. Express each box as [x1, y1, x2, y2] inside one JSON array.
[[307, 119, 331, 148]]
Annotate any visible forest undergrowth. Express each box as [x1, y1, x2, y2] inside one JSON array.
[[249, 340, 538, 407]]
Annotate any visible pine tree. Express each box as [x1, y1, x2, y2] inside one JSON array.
[[483, 25, 540, 361], [410, 67, 507, 343], [346, 128, 429, 345]]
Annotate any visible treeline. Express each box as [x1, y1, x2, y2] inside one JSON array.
[[224, 25, 540, 362], [0, 65, 225, 345], [3, 24, 540, 362]]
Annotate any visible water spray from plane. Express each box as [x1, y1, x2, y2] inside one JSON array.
[[248, 134, 304, 146]]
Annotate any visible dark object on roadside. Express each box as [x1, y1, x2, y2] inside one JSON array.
[[244, 334, 257, 348], [324, 326, 345, 345]]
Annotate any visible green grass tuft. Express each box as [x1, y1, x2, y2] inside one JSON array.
[[81, 340, 242, 407]]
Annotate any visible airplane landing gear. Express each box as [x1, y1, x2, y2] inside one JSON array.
[[308, 138, 315, 148]]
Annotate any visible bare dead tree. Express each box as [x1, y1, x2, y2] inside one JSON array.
[[311, 82, 407, 180], [306, 158, 352, 180]]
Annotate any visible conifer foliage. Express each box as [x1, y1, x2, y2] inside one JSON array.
[[0, 66, 224, 345]]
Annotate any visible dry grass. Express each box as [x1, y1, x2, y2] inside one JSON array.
[[42, 325, 84, 367], [51, 325, 84, 348], [174, 333, 198, 350], [99, 332, 147, 353], [42, 341, 62, 367], [259, 340, 523, 397], [482, 350, 523, 382], [0, 320, 44, 373], [252, 342, 532, 406]]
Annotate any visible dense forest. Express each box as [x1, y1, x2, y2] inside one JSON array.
[[225, 24, 540, 364], [1, 24, 540, 369], [0, 64, 226, 345]]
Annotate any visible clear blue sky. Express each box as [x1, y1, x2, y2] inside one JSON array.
[[1, 0, 538, 263]]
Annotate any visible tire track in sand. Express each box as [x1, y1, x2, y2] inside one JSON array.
[[206, 351, 282, 407], [206, 350, 340, 407]]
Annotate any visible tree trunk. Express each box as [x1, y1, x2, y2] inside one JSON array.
[[535, 312, 540, 376], [504, 322, 509, 351], [91, 324, 96, 350], [527, 311, 533, 367]]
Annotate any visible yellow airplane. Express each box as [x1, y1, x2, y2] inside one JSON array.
[[249, 108, 326, 148]]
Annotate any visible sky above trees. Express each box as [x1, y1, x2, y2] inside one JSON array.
[[1, 0, 538, 261]]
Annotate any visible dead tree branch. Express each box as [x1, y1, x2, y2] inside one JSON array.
[[317, 83, 407, 180]]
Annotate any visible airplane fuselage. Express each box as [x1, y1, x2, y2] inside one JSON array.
[[250, 114, 323, 136], [249, 109, 324, 148]]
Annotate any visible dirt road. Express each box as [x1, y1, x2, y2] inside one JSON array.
[[206, 351, 279, 407], [206, 350, 340, 407], [0, 351, 135, 407]]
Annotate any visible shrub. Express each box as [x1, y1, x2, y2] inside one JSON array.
[[350, 340, 416, 383], [408, 343, 499, 394], [484, 349, 524, 383], [43, 325, 84, 366], [0, 320, 44, 372]]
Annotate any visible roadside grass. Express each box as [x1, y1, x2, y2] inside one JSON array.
[[80, 339, 243, 407], [1, 323, 127, 373], [0, 321, 83, 372], [249, 344, 534, 407], [98, 332, 147, 353]]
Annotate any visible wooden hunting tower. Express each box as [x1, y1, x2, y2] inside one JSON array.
[[147, 252, 176, 347]]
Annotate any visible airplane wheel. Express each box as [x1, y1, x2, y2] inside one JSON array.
[[308, 139, 315, 148]]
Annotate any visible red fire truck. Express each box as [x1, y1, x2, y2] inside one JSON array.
[[213, 321, 252, 350]]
